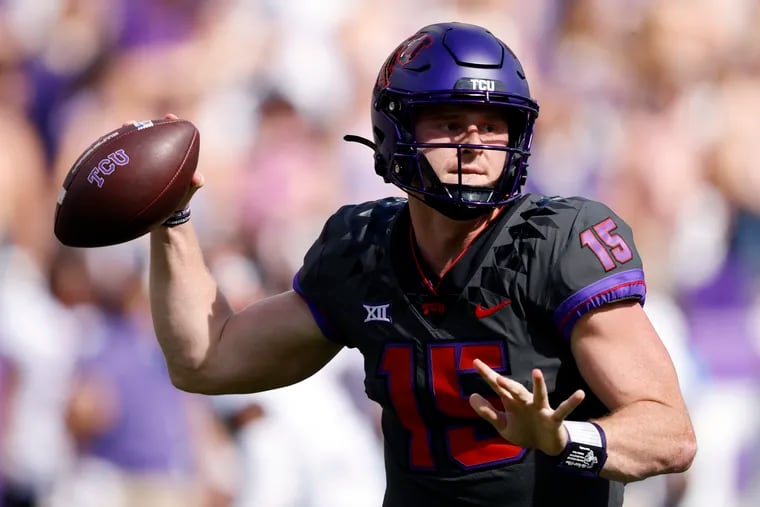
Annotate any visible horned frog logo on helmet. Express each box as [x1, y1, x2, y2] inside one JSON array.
[[377, 33, 433, 88]]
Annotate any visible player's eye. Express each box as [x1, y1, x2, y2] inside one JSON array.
[[445, 121, 464, 133], [479, 122, 508, 143]]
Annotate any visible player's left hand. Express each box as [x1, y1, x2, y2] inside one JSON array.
[[469, 359, 586, 456]]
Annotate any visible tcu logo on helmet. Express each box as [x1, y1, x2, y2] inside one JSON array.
[[469, 79, 496, 91], [87, 149, 130, 188]]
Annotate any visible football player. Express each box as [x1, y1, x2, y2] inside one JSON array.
[[150, 22, 696, 507]]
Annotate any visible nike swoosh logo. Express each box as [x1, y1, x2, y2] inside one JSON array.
[[474, 300, 512, 318]]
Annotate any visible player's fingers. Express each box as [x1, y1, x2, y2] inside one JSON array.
[[164, 112, 179, 120], [496, 375, 532, 404], [473, 358, 504, 391], [190, 172, 204, 189], [174, 174, 204, 210], [473, 361, 517, 404], [552, 389, 586, 422], [473, 358, 522, 398], [469, 393, 502, 426], [532, 369, 549, 407]]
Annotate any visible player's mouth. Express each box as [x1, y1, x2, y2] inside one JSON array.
[[447, 165, 487, 176]]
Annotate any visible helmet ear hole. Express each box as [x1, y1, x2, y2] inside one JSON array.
[[374, 153, 388, 180], [373, 126, 386, 144], [372, 127, 388, 178]]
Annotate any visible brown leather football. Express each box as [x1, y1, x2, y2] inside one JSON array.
[[54, 118, 199, 247]]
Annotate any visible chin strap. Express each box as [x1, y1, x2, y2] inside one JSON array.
[[343, 134, 377, 151], [422, 195, 493, 220]]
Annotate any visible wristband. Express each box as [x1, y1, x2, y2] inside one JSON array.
[[556, 421, 608, 478], [161, 207, 191, 227]]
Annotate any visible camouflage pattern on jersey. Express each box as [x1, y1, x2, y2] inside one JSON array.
[[294, 194, 640, 507]]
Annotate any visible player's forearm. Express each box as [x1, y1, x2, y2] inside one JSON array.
[[595, 400, 696, 482], [149, 223, 234, 390]]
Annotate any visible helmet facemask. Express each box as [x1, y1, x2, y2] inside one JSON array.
[[380, 95, 535, 219]]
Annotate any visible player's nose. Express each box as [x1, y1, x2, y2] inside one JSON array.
[[461, 125, 484, 152]]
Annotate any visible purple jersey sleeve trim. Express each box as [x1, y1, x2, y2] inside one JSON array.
[[292, 273, 340, 343], [553, 268, 647, 341]]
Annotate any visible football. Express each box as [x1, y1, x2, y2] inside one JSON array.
[[54, 118, 200, 247]]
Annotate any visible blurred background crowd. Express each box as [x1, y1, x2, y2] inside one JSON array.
[[0, 0, 759, 506]]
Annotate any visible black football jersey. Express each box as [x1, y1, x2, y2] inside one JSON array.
[[294, 194, 646, 507]]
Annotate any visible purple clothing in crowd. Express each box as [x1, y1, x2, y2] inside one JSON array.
[[681, 254, 760, 380], [78, 314, 194, 475], [116, 0, 205, 50]]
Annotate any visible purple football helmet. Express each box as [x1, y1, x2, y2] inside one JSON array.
[[349, 22, 539, 219]]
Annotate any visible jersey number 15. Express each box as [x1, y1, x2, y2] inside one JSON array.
[[580, 217, 633, 271], [379, 342, 525, 471]]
